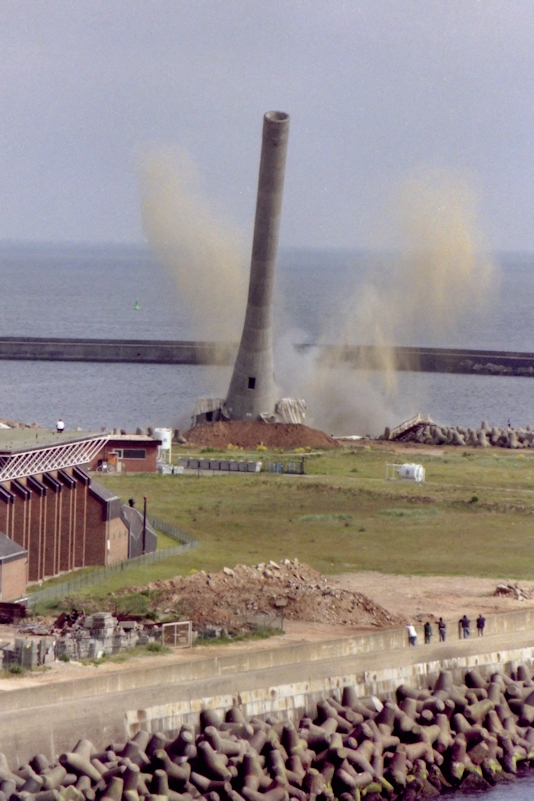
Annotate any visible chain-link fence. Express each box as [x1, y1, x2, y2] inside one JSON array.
[[27, 517, 198, 608]]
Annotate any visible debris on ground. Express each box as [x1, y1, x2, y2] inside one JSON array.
[[17, 610, 162, 662], [115, 559, 404, 631], [184, 421, 338, 449], [493, 581, 534, 601]]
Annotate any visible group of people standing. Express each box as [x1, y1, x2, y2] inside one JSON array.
[[407, 613, 486, 646]]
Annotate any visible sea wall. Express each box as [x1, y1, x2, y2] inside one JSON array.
[[2, 608, 534, 764]]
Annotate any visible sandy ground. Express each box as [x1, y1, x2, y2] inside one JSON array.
[[335, 571, 534, 621]]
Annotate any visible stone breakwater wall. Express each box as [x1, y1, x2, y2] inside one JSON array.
[[4, 660, 534, 801], [389, 420, 534, 449]]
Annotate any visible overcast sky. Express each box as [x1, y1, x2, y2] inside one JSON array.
[[0, 1, 533, 251]]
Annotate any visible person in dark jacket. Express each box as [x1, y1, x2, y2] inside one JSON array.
[[476, 614, 486, 636], [438, 617, 446, 642], [424, 621, 432, 644], [460, 614, 470, 638]]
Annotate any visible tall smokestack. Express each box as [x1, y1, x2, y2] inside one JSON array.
[[225, 111, 290, 420]]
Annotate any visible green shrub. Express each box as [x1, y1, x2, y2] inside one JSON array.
[[146, 641, 163, 652], [58, 653, 70, 662], [7, 663, 24, 674]]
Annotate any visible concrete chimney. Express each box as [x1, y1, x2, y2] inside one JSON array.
[[225, 111, 290, 420]]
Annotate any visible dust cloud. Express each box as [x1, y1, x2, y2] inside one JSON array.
[[137, 148, 248, 342], [281, 170, 496, 436]]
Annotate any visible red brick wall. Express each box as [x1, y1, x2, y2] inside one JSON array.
[[88, 440, 159, 473], [0, 499, 12, 539], [108, 517, 129, 565], [27, 485, 46, 582], [44, 487, 61, 578], [59, 481, 75, 573], [11, 493, 30, 560], [73, 481, 88, 568], [0, 467, 129, 580], [0, 556, 28, 601], [84, 491, 107, 566]]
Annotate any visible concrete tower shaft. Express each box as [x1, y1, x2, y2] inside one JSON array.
[[225, 111, 290, 420]]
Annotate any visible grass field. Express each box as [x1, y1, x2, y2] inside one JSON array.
[[48, 443, 530, 600]]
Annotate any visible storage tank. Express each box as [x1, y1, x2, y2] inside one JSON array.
[[398, 463, 425, 482], [154, 428, 172, 450]]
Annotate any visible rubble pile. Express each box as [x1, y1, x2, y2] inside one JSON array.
[[389, 420, 534, 450], [18, 611, 161, 662], [184, 422, 338, 450], [493, 583, 534, 602], [54, 612, 160, 660], [3, 666, 534, 800], [121, 560, 402, 631]]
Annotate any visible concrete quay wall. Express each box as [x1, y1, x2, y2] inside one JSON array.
[[127, 646, 534, 739], [1, 607, 534, 765]]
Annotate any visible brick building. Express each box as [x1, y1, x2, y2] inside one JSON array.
[[0, 430, 130, 584], [88, 434, 159, 473], [0, 533, 27, 601]]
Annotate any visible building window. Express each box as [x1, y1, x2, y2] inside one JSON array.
[[122, 449, 147, 460], [248, 376, 256, 390]]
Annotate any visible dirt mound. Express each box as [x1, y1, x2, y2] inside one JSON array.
[[184, 421, 338, 449], [120, 559, 403, 630]]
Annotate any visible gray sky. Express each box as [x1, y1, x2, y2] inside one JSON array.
[[0, 0, 533, 250]]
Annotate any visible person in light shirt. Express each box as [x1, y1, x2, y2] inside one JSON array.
[[406, 623, 417, 646], [56, 418, 65, 434]]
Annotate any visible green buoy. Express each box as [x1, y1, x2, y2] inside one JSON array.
[[133, 299, 140, 311]]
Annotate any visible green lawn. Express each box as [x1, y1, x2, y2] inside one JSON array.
[[34, 443, 534, 602]]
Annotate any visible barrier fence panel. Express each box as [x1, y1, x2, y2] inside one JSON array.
[[162, 620, 193, 648]]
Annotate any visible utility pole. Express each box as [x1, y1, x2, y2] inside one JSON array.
[[142, 496, 147, 555]]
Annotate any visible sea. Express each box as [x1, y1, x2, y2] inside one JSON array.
[[0, 242, 534, 434]]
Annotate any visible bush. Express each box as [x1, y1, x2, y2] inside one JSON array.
[[58, 653, 70, 662], [7, 663, 24, 674], [146, 641, 163, 653]]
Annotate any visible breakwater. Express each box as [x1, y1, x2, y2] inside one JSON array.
[[1, 338, 534, 376], [2, 653, 534, 801]]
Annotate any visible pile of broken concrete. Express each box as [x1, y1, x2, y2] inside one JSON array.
[[118, 560, 403, 633]]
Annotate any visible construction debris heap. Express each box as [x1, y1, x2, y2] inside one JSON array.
[[116, 559, 401, 631]]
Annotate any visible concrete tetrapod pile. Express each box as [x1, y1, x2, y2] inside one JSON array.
[[389, 420, 534, 449], [4, 667, 534, 801]]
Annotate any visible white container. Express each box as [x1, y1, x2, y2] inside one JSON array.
[[154, 427, 172, 450], [398, 463, 425, 482]]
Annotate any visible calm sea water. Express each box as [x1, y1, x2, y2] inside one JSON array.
[[458, 774, 534, 800], [0, 242, 533, 433]]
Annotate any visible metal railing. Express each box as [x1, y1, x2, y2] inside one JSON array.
[[27, 517, 198, 608]]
